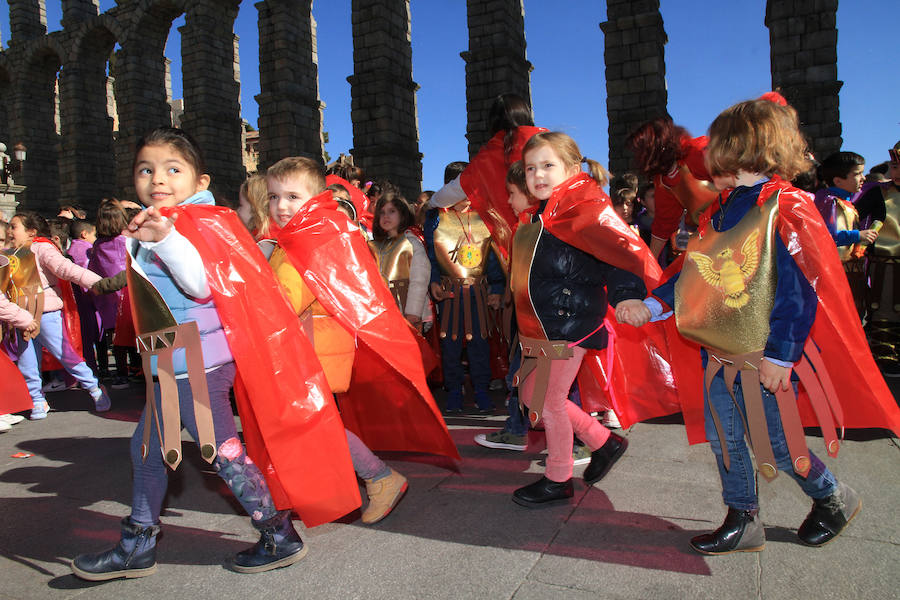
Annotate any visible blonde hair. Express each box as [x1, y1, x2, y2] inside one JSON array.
[[705, 99, 811, 180], [522, 132, 610, 188], [266, 156, 326, 195], [239, 174, 270, 236]]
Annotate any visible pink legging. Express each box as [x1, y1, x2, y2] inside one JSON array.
[[520, 345, 610, 482]]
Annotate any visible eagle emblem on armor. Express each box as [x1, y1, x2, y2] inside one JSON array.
[[688, 230, 760, 309]]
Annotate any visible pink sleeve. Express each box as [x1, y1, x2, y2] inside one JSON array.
[[36, 242, 102, 288], [0, 295, 33, 329]]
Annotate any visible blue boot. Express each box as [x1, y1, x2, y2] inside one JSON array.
[[230, 510, 307, 573], [71, 517, 160, 581]]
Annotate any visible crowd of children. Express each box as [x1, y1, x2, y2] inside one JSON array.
[[1, 91, 899, 581]]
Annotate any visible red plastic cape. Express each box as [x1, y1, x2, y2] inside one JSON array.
[[274, 191, 460, 461], [161, 205, 360, 527], [32, 238, 84, 369], [459, 126, 547, 259], [672, 178, 900, 443], [650, 136, 711, 241], [326, 174, 374, 232], [0, 351, 31, 414], [533, 173, 685, 426]]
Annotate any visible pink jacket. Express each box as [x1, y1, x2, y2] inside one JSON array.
[[31, 240, 102, 313], [0, 293, 32, 328]]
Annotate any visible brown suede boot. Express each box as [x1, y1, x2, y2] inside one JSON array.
[[362, 469, 408, 524]]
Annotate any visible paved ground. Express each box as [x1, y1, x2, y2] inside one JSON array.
[[0, 381, 898, 600]]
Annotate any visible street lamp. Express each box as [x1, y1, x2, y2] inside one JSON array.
[[0, 141, 27, 185]]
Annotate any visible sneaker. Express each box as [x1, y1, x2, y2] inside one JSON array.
[[572, 443, 591, 466], [362, 469, 408, 524], [30, 401, 50, 420], [41, 379, 68, 393], [90, 386, 112, 413], [0, 420, 10, 433], [110, 376, 130, 390], [0, 414, 26, 425], [474, 430, 527, 451], [602, 410, 622, 429]]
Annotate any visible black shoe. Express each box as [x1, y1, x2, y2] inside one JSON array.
[[231, 510, 307, 573], [71, 517, 160, 581], [797, 482, 861, 547], [583, 432, 628, 485], [512, 476, 573, 508], [690, 508, 765, 555]]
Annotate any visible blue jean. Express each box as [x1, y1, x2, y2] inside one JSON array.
[[438, 287, 492, 410], [17, 310, 99, 403], [705, 374, 837, 510], [129, 362, 277, 526], [503, 345, 527, 436]]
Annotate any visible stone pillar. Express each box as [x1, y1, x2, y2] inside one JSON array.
[[348, 0, 422, 201], [61, 0, 99, 28], [179, 0, 245, 203], [9, 51, 61, 213], [600, 0, 668, 176], [8, 0, 46, 45], [255, 0, 324, 171], [462, 0, 532, 156], [112, 37, 173, 200], [766, 0, 842, 159], [57, 35, 117, 211]]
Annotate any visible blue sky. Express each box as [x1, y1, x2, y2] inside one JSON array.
[[2, 0, 898, 191]]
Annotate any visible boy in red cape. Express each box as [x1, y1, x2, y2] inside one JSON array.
[[622, 98, 900, 555], [266, 157, 459, 522]]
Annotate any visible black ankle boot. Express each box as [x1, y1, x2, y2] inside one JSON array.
[[798, 482, 861, 547], [512, 476, 574, 507], [231, 510, 307, 573], [583, 432, 628, 485], [71, 517, 160, 581], [690, 507, 765, 555]]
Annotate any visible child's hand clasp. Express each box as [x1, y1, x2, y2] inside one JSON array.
[[615, 299, 651, 327]]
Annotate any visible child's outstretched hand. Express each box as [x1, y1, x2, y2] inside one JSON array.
[[759, 358, 792, 393], [860, 228, 879, 244], [124, 206, 177, 242], [615, 299, 651, 327]]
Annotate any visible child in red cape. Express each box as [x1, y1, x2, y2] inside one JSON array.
[[72, 128, 356, 581], [266, 158, 459, 524], [622, 98, 900, 555]]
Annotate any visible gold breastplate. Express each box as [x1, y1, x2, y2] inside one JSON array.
[[674, 191, 780, 354], [660, 163, 719, 226], [1, 248, 42, 303], [369, 236, 414, 283], [433, 208, 493, 279], [873, 185, 900, 257], [510, 220, 547, 340], [834, 199, 858, 262]]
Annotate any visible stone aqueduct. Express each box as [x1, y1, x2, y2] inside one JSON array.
[[0, 0, 841, 214]]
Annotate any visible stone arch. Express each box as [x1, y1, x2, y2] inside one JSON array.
[[178, 0, 244, 202], [12, 41, 66, 212], [0, 60, 13, 146], [113, 0, 188, 197], [59, 22, 121, 207]]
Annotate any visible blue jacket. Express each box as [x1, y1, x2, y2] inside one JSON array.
[[130, 191, 232, 375]]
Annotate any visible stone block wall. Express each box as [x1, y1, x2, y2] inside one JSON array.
[[256, 0, 325, 172], [766, 0, 842, 159], [601, 0, 668, 177], [348, 0, 422, 201], [462, 0, 531, 157]]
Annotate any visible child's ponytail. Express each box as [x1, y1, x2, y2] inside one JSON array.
[[582, 157, 611, 189]]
